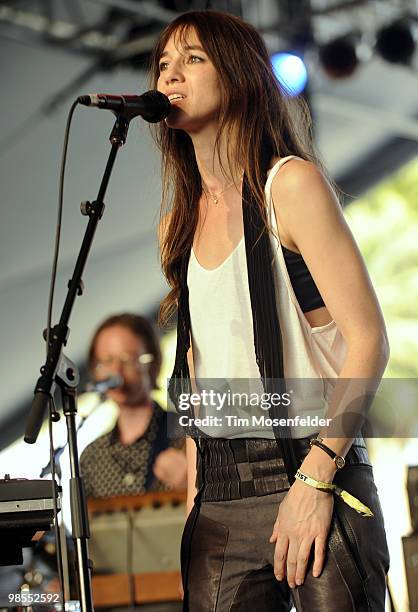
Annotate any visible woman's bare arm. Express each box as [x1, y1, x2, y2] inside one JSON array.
[[269, 158, 390, 588], [271, 158, 389, 460]]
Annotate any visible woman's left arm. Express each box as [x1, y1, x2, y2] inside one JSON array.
[[269, 159, 390, 588]]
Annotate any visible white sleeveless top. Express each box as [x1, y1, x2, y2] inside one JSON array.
[[187, 156, 348, 438]]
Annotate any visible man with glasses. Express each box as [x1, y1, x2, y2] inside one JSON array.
[[80, 313, 187, 498]]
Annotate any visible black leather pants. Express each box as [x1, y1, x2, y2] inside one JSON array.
[[181, 438, 390, 611]]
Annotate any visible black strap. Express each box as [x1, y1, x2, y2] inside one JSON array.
[[310, 438, 337, 461], [242, 173, 298, 483]]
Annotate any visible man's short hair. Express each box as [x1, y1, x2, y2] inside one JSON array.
[[88, 313, 162, 389]]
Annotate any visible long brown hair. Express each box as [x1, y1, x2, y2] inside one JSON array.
[[149, 10, 332, 326]]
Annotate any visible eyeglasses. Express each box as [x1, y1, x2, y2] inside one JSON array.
[[93, 352, 154, 373]]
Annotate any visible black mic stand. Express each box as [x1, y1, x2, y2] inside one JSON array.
[[24, 112, 132, 612], [39, 389, 106, 603]]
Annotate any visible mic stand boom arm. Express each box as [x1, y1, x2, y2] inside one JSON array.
[[24, 113, 131, 612], [25, 113, 130, 444]]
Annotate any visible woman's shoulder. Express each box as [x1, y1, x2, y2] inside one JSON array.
[[269, 156, 334, 206], [268, 156, 342, 245], [268, 155, 320, 184]]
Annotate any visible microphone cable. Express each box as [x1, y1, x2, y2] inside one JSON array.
[[45, 98, 81, 608], [46, 99, 79, 356]]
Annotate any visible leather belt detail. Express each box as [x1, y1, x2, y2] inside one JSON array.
[[197, 437, 372, 502], [198, 438, 289, 501]]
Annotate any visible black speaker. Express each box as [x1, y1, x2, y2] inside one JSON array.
[[402, 533, 418, 612], [407, 466, 418, 532]]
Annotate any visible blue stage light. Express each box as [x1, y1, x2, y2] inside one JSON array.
[[271, 52, 308, 96]]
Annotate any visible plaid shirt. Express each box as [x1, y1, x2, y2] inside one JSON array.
[[80, 402, 170, 498]]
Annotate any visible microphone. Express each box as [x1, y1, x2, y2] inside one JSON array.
[[77, 90, 171, 123], [86, 374, 123, 395]]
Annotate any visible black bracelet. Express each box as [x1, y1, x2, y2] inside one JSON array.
[[309, 437, 345, 469]]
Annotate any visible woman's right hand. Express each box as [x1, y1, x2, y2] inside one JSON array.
[[269, 479, 334, 588]]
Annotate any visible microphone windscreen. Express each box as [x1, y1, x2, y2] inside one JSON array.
[[141, 90, 171, 123]]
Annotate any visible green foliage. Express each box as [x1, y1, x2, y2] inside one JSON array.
[[345, 157, 418, 378]]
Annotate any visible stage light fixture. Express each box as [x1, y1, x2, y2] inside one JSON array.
[[319, 36, 359, 78], [271, 52, 308, 96], [376, 21, 416, 65]]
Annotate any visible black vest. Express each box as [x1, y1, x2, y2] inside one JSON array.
[[168, 169, 299, 484]]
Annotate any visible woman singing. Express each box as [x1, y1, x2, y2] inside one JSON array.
[[151, 10, 390, 611]]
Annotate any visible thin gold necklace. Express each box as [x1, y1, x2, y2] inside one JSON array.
[[202, 180, 234, 205]]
